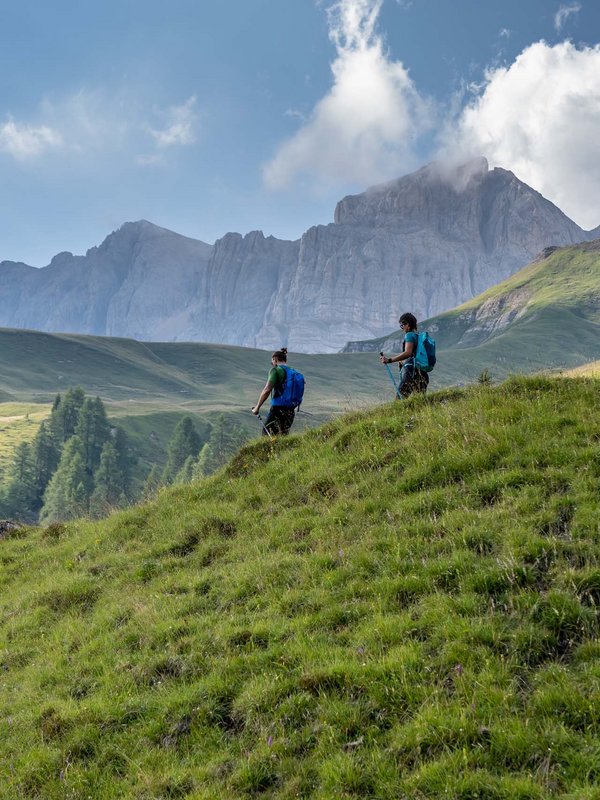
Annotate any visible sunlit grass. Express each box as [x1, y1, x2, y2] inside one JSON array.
[[0, 402, 50, 474], [1, 376, 599, 798]]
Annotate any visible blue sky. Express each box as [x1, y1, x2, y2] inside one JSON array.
[[1, 0, 600, 265]]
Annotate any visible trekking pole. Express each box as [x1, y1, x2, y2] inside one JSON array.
[[255, 411, 273, 438], [297, 408, 318, 418], [380, 352, 402, 400]]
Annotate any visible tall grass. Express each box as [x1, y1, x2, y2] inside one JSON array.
[[0, 376, 599, 799]]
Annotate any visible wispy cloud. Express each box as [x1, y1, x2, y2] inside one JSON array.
[[0, 90, 199, 169], [263, 0, 433, 191], [554, 2, 582, 32], [443, 41, 600, 228], [0, 117, 62, 160], [150, 96, 198, 148]]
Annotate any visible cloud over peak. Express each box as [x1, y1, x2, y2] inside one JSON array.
[[263, 0, 433, 191], [447, 40, 600, 228]]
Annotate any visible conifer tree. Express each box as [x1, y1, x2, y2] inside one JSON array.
[[50, 387, 85, 444], [75, 396, 110, 478], [89, 441, 126, 518], [143, 464, 163, 498], [162, 416, 201, 484], [3, 442, 37, 521], [112, 426, 134, 499], [40, 435, 91, 523], [31, 420, 60, 510], [194, 414, 248, 477], [174, 454, 196, 484]]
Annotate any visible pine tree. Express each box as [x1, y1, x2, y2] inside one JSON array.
[[31, 421, 60, 511], [194, 414, 248, 477], [89, 441, 126, 518], [112, 426, 134, 499], [49, 387, 86, 444], [75, 397, 110, 478], [143, 465, 163, 499], [3, 442, 37, 521], [40, 436, 91, 523], [174, 454, 196, 484], [162, 416, 202, 484]]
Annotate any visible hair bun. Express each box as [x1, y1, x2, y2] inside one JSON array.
[[280, 347, 288, 355]]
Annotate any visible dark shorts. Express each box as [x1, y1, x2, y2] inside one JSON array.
[[263, 406, 295, 436], [398, 365, 429, 398]]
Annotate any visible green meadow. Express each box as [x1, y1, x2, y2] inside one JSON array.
[[0, 403, 51, 476], [1, 375, 599, 798]]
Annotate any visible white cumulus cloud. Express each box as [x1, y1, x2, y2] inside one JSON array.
[[263, 0, 433, 191], [445, 40, 600, 229], [0, 117, 62, 160]]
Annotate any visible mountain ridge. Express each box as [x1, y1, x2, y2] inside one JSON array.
[[1, 158, 598, 352]]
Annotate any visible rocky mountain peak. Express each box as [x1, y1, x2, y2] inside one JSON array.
[[0, 159, 596, 352]]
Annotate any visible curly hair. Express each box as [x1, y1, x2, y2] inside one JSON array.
[[399, 312, 417, 331]]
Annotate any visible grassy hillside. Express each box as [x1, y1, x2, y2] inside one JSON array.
[[1, 376, 599, 799], [345, 240, 600, 384]]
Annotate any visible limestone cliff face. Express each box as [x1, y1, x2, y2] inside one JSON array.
[[184, 231, 299, 347], [0, 221, 213, 339], [270, 158, 590, 352], [0, 159, 596, 352]]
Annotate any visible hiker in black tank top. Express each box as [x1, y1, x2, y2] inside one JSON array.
[[379, 312, 429, 398]]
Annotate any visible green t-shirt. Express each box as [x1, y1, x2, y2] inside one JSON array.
[[403, 331, 418, 367], [268, 365, 286, 399]]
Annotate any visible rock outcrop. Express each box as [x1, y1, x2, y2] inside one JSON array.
[[0, 159, 597, 352]]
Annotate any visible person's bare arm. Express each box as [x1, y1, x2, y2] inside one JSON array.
[[252, 381, 274, 414]]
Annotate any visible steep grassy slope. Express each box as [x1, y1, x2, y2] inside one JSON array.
[[1, 376, 599, 799], [345, 240, 600, 383]]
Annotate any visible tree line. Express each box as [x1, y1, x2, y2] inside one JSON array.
[[144, 413, 248, 494], [0, 389, 250, 524], [0, 388, 133, 524]]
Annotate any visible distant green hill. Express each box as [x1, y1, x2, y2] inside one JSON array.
[[344, 239, 600, 384], [0, 329, 395, 489], [0, 327, 392, 413], [1, 376, 599, 798]]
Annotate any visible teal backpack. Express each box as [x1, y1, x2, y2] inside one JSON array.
[[414, 332, 436, 372]]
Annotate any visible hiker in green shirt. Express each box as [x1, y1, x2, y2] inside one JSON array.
[[379, 312, 429, 398], [252, 347, 296, 435]]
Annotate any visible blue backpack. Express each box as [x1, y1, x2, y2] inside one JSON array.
[[414, 332, 436, 372], [272, 365, 305, 409]]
